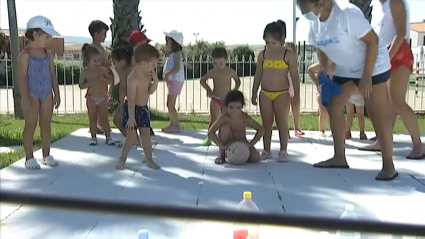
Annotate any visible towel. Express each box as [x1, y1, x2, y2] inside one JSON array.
[[318, 72, 341, 107]]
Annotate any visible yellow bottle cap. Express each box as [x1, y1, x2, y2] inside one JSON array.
[[243, 191, 252, 199]]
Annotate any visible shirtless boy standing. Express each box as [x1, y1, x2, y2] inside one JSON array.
[[208, 90, 263, 164], [117, 43, 160, 170], [200, 47, 241, 146], [128, 30, 155, 137]]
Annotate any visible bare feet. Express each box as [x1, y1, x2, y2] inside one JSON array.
[[319, 131, 326, 137], [163, 126, 181, 133], [161, 125, 171, 132], [214, 156, 226, 164], [358, 142, 381, 152], [260, 150, 272, 160], [375, 169, 398, 181], [313, 157, 349, 168], [345, 131, 352, 140], [146, 160, 161, 170], [116, 157, 127, 170], [406, 144, 425, 160], [277, 150, 289, 162], [295, 129, 305, 137], [360, 132, 368, 140]]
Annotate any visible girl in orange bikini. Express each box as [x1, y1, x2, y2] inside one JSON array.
[[251, 20, 300, 162]]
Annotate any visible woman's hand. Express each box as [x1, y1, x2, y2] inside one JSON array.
[[358, 75, 372, 99]]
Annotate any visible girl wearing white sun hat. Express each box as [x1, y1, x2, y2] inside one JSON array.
[[20, 15, 60, 170], [162, 30, 185, 133]]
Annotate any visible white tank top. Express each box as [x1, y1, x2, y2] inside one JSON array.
[[163, 52, 185, 82], [374, 0, 410, 46]]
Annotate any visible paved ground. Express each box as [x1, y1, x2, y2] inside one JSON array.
[[1, 77, 424, 114], [0, 129, 424, 239]]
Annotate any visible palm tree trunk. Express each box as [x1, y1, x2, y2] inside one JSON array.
[[110, 0, 145, 48], [349, 0, 373, 23]]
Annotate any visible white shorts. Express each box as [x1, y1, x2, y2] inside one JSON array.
[[348, 94, 365, 107]]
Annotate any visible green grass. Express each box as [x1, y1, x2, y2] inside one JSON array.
[[1, 112, 424, 169]]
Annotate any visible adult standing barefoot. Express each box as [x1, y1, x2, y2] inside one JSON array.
[[358, 0, 424, 160], [297, 0, 397, 180]]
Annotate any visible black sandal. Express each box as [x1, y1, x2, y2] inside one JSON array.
[[214, 156, 225, 164]]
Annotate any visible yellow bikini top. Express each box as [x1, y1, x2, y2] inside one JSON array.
[[262, 49, 289, 69]]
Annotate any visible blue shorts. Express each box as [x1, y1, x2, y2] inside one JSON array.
[[333, 70, 390, 86], [121, 101, 151, 129]]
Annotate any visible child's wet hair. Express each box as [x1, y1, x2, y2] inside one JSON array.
[[81, 43, 100, 67], [225, 90, 245, 107], [285, 42, 297, 52], [111, 45, 133, 65], [166, 37, 183, 52], [263, 19, 287, 41], [24, 28, 46, 41], [211, 47, 228, 59], [134, 43, 160, 64], [88, 20, 109, 37]]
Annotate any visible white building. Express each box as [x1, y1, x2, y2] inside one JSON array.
[[410, 21, 425, 47]]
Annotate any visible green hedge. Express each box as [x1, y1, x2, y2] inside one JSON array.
[[0, 62, 83, 87], [0, 43, 257, 86]]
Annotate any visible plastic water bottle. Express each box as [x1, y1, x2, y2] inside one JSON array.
[[336, 204, 361, 239], [233, 191, 260, 239], [138, 229, 149, 239], [318, 231, 332, 238]]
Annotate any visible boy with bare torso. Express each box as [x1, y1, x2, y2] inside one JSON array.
[[116, 43, 160, 170], [208, 90, 263, 164], [200, 47, 241, 146]]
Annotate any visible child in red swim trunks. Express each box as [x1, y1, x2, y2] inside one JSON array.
[[200, 47, 241, 146]]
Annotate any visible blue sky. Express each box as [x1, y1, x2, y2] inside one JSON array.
[[1, 0, 424, 45]]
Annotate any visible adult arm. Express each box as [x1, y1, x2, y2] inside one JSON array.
[[308, 24, 330, 73], [388, 0, 407, 59]]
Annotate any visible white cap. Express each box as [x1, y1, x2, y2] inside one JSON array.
[[164, 30, 183, 45], [26, 16, 59, 36]]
